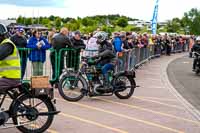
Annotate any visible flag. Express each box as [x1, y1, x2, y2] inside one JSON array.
[[152, 0, 159, 35]]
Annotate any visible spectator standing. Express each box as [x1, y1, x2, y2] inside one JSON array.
[[51, 27, 72, 86], [164, 35, 171, 56], [68, 31, 86, 71], [10, 27, 28, 79], [48, 28, 56, 45], [112, 32, 123, 53], [112, 32, 124, 72], [85, 33, 98, 57], [27, 30, 51, 76]]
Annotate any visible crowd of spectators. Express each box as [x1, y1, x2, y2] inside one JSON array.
[[7, 26, 195, 87]]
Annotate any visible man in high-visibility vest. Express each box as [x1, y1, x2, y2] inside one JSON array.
[[0, 23, 21, 92]]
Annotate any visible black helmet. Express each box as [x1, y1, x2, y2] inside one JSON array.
[[0, 23, 8, 36]]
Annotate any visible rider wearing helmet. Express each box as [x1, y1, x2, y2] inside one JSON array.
[[93, 31, 116, 91], [0, 23, 21, 92], [192, 36, 200, 71]]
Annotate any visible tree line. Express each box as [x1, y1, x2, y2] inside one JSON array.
[[13, 8, 200, 35]]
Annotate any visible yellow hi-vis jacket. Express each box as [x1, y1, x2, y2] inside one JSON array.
[[0, 39, 21, 79]]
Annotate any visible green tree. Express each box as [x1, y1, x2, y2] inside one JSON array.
[[25, 18, 33, 25], [131, 27, 141, 32], [116, 18, 128, 28], [42, 18, 50, 25], [17, 16, 24, 24], [55, 17, 62, 28], [181, 8, 200, 35], [166, 18, 181, 33], [65, 19, 80, 31], [49, 15, 55, 21], [82, 17, 95, 27]]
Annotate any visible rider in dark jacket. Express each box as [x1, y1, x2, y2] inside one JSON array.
[[93, 32, 116, 91], [192, 37, 200, 71]]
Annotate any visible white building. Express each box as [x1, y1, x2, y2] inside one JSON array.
[[128, 20, 151, 28], [128, 20, 168, 30]]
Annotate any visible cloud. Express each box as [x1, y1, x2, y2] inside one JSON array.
[[0, 0, 200, 21], [0, 0, 66, 7]]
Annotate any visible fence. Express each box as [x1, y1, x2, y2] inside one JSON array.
[[17, 43, 186, 84]]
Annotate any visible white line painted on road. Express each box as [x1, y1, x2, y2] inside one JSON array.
[[132, 96, 184, 110], [56, 98, 184, 133], [182, 62, 190, 64], [94, 97, 200, 126], [59, 112, 128, 133], [136, 96, 177, 102]]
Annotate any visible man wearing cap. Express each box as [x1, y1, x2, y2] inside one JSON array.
[[67, 30, 85, 71], [10, 27, 28, 79]]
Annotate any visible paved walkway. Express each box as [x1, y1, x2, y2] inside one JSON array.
[[2, 53, 200, 133]]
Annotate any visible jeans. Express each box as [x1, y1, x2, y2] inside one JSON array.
[[32, 62, 43, 76], [101, 63, 114, 82]]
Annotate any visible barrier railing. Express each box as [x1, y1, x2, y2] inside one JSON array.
[[17, 43, 186, 84], [18, 48, 56, 83]]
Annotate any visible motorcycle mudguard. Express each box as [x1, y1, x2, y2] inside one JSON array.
[[9, 94, 57, 115]]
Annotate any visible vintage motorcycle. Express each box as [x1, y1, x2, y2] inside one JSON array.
[[58, 56, 136, 102], [0, 82, 60, 133]]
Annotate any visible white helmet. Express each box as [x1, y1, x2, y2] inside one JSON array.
[[94, 31, 108, 43], [196, 36, 200, 41]]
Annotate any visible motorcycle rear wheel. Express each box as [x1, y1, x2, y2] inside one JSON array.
[[114, 75, 136, 99]]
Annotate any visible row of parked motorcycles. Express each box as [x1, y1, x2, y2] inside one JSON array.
[[0, 56, 137, 132]]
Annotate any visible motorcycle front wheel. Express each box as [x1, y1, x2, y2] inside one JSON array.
[[58, 73, 88, 102]]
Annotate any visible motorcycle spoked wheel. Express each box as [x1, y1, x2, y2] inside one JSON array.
[[113, 75, 136, 99]]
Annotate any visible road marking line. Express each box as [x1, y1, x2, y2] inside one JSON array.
[[47, 129, 58, 133], [137, 78, 161, 81], [132, 96, 184, 110], [136, 96, 177, 102], [56, 98, 183, 133], [59, 112, 128, 133], [182, 62, 190, 64], [139, 72, 160, 75], [94, 97, 200, 126]]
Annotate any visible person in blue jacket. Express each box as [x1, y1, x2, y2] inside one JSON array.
[[27, 30, 51, 76], [112, 32, 124, 72], [112, 32, 123, 52]]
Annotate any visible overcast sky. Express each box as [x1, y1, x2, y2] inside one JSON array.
[[0, 0, 199, 22]]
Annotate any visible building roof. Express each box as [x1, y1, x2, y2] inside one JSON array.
[[0, 19, 16, 26]]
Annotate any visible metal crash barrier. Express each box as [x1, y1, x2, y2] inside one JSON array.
[[17, 43, 185, 83]]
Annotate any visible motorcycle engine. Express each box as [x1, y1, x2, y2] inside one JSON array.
[[93, 84, 104, 94], [0, 111, 9, 125]]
